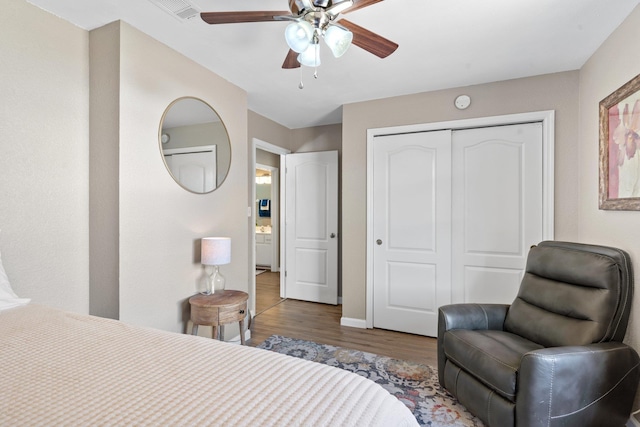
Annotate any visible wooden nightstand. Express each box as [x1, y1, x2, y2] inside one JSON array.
[[189, 290, 249, 345]]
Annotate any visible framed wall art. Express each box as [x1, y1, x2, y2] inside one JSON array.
[[599, 73, 640, 210]]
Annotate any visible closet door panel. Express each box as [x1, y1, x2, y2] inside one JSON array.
[[451, 123, 543, 305], [372, 130, 452, 337]]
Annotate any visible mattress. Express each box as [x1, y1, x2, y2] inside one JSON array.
[[0, 304, 418, 426]]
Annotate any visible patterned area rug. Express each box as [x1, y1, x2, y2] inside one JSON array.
[[257, 335, 484, 427]]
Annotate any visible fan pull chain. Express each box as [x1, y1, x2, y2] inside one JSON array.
[[314, 43, 319, 79], [299, 66, 304, 89]]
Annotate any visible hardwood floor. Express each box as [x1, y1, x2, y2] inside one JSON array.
[[249, 271, 438, 366], [254, 270, 285, 315]]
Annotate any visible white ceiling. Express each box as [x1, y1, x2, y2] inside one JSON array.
[[27, 0, 640, 129]]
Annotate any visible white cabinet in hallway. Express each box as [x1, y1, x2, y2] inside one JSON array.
[[256, 233, 272, 267]]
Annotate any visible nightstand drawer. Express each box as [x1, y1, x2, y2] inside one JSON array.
[[218, 301, 247, 323], [190, 305, 219, 325]]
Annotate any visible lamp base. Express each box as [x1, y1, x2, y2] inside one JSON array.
[[211, 265, 226, 293], [200, 266, 226, 295]]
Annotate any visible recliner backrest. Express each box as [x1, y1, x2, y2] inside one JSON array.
[[504, 241, 633, 347]]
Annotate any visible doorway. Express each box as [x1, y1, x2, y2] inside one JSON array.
[[251, 139, 290, 318], [250, 140, 340, 318], [254, 161, 285, 315]]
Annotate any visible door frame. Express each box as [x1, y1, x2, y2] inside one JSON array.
[[365, 110, 555, 328], [251, 138, 290, 316]]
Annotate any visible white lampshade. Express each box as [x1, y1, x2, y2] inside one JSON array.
[[324, 25, 352, 58], [201, 237, 231, 266], [298, 43, 321, 67], [285, 21, 314, 53]]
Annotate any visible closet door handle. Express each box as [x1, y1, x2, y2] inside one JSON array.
[[330, 233, 336, 238], [376, 239, 382, 245]]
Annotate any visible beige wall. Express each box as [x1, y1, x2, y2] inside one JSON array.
[[1, 3, 249, 335], [290, 124, 342, 153], [342, 71, 581, 320], [89, 22, 120, 319], [248, 110, 292, 150], [0, 0, 90, 313], [248, 111, 341, 154], [578, 5, 640, 406], [256, 149, 280, 168], [104, 22, 249, 333]]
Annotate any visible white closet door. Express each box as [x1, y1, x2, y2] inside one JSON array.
[[451, 123, 543, 304], [372, 130, 452, 336], [370, 122, 545, 337]]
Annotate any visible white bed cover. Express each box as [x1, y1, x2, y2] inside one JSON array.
[[0, 304, 418, 426]]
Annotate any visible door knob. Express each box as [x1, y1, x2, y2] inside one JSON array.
[[330, 233, 336, 238], [376, 239, 382, 245]]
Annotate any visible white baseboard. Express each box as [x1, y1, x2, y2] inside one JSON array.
[[340, 317, 367, 329]]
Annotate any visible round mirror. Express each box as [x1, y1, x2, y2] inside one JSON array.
[[159, 97, 231, 193]]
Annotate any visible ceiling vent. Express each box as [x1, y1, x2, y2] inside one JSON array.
[[148, 0, 200, 21]]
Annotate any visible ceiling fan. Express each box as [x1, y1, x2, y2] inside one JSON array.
[[200, 0, 398, 69]]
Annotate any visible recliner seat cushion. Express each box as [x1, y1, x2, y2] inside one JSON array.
[[443, 329, 543, 402]]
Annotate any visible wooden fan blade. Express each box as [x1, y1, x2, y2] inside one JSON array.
[[282, 49, 301, 69], [201, 11, 291, 25], [343, 0, 384, 14], [288, 0, 300, 15], [339, 19, 398, 58]]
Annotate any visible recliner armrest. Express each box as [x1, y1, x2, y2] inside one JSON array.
[[438, 303, 510, 333], [517, 342, 640, 427], [437, 304, 509, 386]]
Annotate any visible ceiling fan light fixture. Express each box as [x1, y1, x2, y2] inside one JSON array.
[[285, 21, 314, 53], [298, 43, 321, 67], [324, 25, 353, 58]]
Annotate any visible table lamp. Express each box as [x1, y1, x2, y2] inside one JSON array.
[[201, 237, 231, 294]]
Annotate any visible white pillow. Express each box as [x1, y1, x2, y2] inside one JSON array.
[[0, 231, 30, 310]]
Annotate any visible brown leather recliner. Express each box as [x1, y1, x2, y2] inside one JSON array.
[[438, 241, 640, 427]]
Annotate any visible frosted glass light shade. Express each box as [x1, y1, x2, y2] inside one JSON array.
[[201, 237, 231, 266], [298, 43, 321, 67], [324, 25, 352, 58], [285, 21, 314, 53]]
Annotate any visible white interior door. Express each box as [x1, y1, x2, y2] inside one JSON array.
[[284, 151, 338, 304], [451, 123, 543, 304], [372, 131, 452, 335]]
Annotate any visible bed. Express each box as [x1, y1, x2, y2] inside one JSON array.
[[0, 304, 418, 426]]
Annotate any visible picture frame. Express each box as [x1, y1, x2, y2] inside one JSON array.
[[599, 73, 640, 210]]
